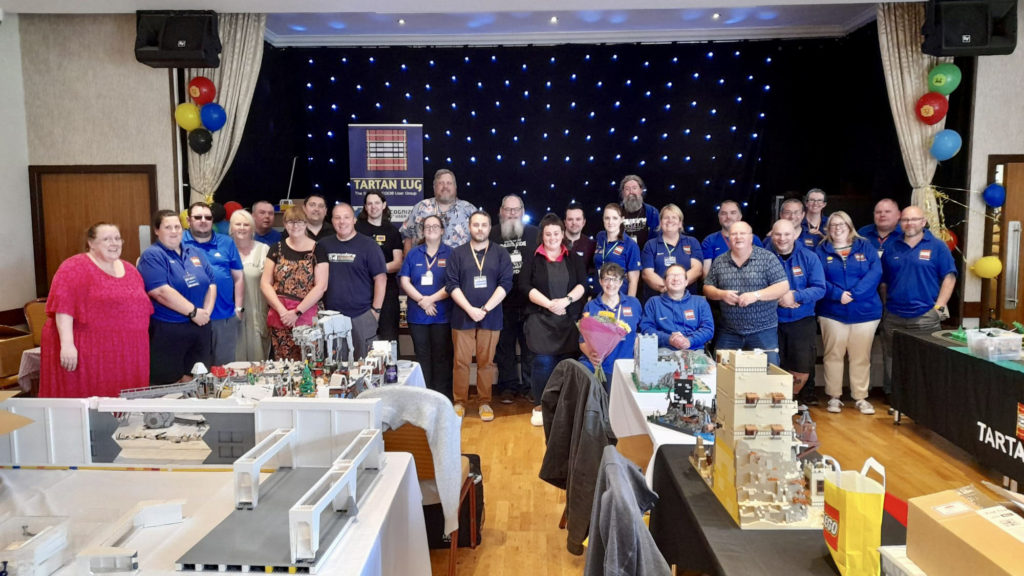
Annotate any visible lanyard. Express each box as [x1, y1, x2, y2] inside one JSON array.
[[424, 249, 439, 272], [470, 244, 488, 274], [602, 240, 621, 260], [663, 236, 679, 257]]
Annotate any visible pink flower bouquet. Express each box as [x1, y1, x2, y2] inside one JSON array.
[[578, 311, 631, 384]]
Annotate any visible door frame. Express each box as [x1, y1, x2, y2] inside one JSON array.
[[980, 154, 1024, 324], [28, 165, 158, 298]]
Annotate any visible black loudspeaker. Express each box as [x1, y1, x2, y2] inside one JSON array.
[[135, 10, 222, 68], [922, 0, 1018, 56]]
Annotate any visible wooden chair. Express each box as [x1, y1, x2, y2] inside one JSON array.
[[382, 424, 478, 576], [23, 298, 47, 347]]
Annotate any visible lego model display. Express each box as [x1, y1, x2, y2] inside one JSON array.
[[693, 350, 825, 530], [633, 333, 714, 396], [647, 372, 717, 443]]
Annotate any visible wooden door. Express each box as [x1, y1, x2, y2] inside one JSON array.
[[29, 166, 157, 297], [983, 157, 1024, 326]]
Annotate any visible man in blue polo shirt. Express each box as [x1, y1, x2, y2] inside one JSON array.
[[701, 200, 763, 276], [446, 211, 514, 422], [320, 203, 387, 360], [880, 205, 957, 403], [252, 200, 282, 245], [704, 222, 790, 367], [767, 219, 826, 405], [858, 198, 903, 257], [183, 202, 244, 366], [639, 264, 715, 351]]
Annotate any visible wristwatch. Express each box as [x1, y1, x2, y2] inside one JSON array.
[[236, 306, 245, 314], [371, 307, 382, 314], [188, 306, 198, 319], [566, 294, 575, 304]]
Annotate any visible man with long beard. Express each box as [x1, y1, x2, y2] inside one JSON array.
[[490, 194, 539, 403], [619, 174, 660, 249]]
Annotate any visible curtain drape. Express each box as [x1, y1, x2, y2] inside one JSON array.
[[877, 3, 953, 230], [186, 13, 266, 205]]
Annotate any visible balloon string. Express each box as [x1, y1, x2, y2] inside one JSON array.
[[933, 191, 1000, 223]]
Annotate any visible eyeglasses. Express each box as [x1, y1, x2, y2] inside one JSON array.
[[600, 276, 624, 283], [423, 224, 442, 231], [192, 215, 214, 221], [899, 217, 926, 224], [807, 199, 826, 204], [501, 206, 523, 214], [285, 220, 307, 226]]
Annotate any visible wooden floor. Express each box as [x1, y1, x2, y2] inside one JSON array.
[[428, 390, 997, 575]]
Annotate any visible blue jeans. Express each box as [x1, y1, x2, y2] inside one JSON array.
[[715, 327, 780, 368], [531, 353, 575, 406]]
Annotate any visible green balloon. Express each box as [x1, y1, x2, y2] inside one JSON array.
[[928, 63, 962, 95]]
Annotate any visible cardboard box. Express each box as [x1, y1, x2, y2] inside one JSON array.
[[907, 486, 1024, 576], [0, 326, 33, 377]]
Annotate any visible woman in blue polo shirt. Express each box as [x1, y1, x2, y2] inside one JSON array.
[[138, 210, 217, 384], [594, 203, 642, 297], [399, 215, 454, 400], [641, 203, 703, 300], [815, 211, 882, 416], [580, 262, 643, 391]]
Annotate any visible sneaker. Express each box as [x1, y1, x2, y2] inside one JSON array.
[[499, 389, 516, 405], [855, 399, 875, 415], [454, 403, 465, 418], [530, 407, 543, 427], [827, 398, 844, 413], [479, 404, 495, 422]]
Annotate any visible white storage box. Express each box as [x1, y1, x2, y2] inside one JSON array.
[[965, 328, 1023, 362], [879, 546, 927, 576], [0, 516, 70, 576]]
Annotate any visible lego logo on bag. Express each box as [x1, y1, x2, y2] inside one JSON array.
[[823, 502, 840, 550]]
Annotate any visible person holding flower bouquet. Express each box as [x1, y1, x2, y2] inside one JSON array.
[[521, 213, 588, 426], [639, 264, 714, 351], [579, 262, 643, 389]]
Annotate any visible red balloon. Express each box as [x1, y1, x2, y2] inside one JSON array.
[[224, 201, 243, 218], [940, 228, 958, 251], [915, 92, 948, 125], [188, 76, 217, 106]]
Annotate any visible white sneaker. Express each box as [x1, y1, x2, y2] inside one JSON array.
[[855, 399, 875, 415], [530, 408, 543, 427], [827, 398, 844, 413]]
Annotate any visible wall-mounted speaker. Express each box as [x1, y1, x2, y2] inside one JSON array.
[[135, 10, 222, 68], [922, 0, 1018, 56]]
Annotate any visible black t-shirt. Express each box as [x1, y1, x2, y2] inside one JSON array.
[[356, 220, 403, 287]]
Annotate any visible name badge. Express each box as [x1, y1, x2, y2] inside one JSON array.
[[684, 309, 696, 321], [183, 273, 200, 288], [664, 256, 676, 266], [510, 251, 522, 265], [919, 249, 932, 261], [474, 275, 488, 289], [855, 253, 867, 262], [877, 249, 884, 259], [375, 234, 386, 245], [683, 246, 691, 255], [792, 266, 804, 276], [421, 271, 434, 286]]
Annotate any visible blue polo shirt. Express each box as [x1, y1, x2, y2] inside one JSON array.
[[444, 241, 514, 331], [704, 246, 788, 335], [639, 292, 715, 350], [857, 223, 903, 258], [138, 241, 215, 323], [765, 243, 826, 323], [579, 295, 643, 377], [182, 231, 244, 320], [641, 234, 703, 298], [254, 228, 283, 245], [763, 228, 820, 251], [700, 230, 763, 263], [320, 233, 388, 318], [594, 231, 642, 295], [802, 214, 829, 238], [882, 230, 957, 318], [400, 243, 453, 325], [816, 238, 883, 323]]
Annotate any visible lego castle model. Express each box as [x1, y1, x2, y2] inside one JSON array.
[[691, 350, 825, 530]]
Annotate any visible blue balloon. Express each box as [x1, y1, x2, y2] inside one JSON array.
[[983, 183, 1007, 208], [200, 103, 227, 132], [930, 129, 962, 161]]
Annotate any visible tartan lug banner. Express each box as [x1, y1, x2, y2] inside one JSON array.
[[349, 124, 424, 225]]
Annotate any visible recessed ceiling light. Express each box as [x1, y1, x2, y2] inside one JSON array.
[[712, 13, 721, 20], [397, 18, 406, 25], [550, 16, 559, 24]]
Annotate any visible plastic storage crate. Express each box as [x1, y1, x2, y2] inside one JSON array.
[[965, 328, 1023, 362]]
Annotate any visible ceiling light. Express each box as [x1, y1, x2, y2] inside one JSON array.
[[550, 16, 559, 24], [712, 13, 721, 20], [397, 18, 406, 25]]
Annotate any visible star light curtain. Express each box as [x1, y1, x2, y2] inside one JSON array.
[[294, 43, 777, 236]]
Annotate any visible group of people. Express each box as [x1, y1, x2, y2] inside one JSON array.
[[38, 170, 957, 428]]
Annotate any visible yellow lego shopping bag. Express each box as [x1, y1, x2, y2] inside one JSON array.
[[823, 457, 886, 576]]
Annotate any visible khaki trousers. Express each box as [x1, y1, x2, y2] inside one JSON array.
[[818, 317, 880, 401], [452, 328, 500, 405]]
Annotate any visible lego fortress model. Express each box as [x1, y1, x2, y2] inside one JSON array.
[[691, 350, 825, 530]]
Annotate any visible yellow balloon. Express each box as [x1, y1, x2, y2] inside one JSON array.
[[174, 102, 202, 131], [972, 256, 1002, 279], [179, 209, 190, 230]]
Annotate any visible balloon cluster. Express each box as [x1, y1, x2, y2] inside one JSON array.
[[173, 77, 227, 155], [915, 63, 963, 161]]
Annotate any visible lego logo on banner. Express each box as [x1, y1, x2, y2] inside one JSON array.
[[1017, 403, 1024, 442], [823, 502, 840, 551]]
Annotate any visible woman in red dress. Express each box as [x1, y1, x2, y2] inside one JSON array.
[[40, 222, 153, 398]]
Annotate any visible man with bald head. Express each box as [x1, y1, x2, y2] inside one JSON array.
[[704, 221, 790, 366], [858, 199, 903, 257], [880, 205, 957, 403], [767, 219, 826, 404], [701, 200, 763, 277]]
